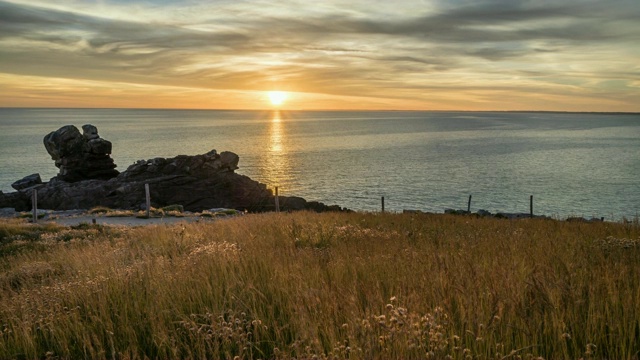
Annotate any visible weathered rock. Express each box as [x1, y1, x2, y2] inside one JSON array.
[[476, 209, 492, 217], [43, 125, 84, 161], [444, 208, 469, 215], [0, 207, 18, 217], [118, 149, 239, 182], [566, 216, 604, 223], [82, 124, 99, 140], [84, 138, 112, 154], [1, 125, 345, 213], [0, 191, 29, 211], [43, 124, 119, 182], [11, 173, 42, 191], [0, 149, 346, 213]]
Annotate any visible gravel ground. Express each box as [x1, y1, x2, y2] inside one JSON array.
[[0, 208, 233, 227], [50, 215, 216, 227]]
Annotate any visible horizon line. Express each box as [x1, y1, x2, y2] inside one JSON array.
[[0, 106, 639, 115]]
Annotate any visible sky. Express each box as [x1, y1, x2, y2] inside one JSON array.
[[0, 0, 639, 111]]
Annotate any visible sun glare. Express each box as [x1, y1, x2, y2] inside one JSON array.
[[268, 91, 288, 107]]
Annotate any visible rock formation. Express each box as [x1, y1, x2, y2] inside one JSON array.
[[1, 125, 346, 213], [11, 173, 42, 191], [43, 124, 119, 182]]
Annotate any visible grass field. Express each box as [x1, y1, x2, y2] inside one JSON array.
[[0, 212, 639, 359]]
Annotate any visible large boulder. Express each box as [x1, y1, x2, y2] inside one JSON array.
[[11, 173, 42, 191], [43, 124, 119, 182]]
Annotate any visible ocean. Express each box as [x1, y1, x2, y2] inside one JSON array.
[[1, 108, 639, 219]]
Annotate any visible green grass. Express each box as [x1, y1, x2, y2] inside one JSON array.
[[91, 206, 184, 218], [161, 204, 184, 213], [89, 206, 112, 214], [0, 212, 638, 359], [17, 212, 46, 220]]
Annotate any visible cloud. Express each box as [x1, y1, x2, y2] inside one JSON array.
[[0, 0, 639, 110]]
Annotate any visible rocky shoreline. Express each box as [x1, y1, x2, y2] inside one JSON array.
[[0, 124, 621, 223], [0, 124, 347, 214], [402, 208, 607, 222]]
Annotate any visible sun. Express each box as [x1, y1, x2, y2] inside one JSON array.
[[268, 91, 288, 107]]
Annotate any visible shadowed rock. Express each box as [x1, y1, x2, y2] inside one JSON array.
[[11, 174, 42, 191], [43, 124, 119, 182], [2, 128, 346, 213], [30, 149, 343, 212]]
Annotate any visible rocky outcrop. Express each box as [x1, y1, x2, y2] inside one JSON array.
[[443, 208, 551, 220], [1, 125, 345, 213], [43, 124, 119, 182], [0, 190, 29, 212], [11, 173, 42, 191]]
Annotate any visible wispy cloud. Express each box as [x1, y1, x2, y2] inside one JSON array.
[[0, 0, 638, 110]]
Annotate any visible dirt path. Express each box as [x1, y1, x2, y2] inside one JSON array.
[[0, 208, 234, 227], [50, 215, 216, 227]]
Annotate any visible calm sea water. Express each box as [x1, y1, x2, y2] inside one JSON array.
[[1, 108, 639, 219]]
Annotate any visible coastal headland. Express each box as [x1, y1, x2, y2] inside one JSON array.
[[0, 124, 346, 214]]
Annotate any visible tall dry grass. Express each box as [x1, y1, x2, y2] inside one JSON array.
[[0, 212, 638, 359]]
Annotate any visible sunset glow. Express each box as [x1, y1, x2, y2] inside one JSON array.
[[0, 1, 638, 111], [268, 91, 288, 107]]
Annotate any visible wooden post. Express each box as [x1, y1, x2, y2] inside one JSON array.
[[381, 196, 385, 213], [274, 186, 280, 213], [530, 195, 533, 218], [467, 195, 472, 213], [145, 183, 151, 218], [32, 189, 38, 224]]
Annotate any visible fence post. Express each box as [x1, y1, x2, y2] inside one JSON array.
[[467, 195, 472, 213], [32, 189, 38, 224], [145, 183, 151, 218], [275, 186, 280, 213], [530, 195, 533, 218], [381, 196, 385, 213]]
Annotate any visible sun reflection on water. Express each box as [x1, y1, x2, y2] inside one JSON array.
[[261, 110, 293, 190], [270, 111, 283, 152]]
